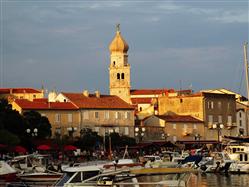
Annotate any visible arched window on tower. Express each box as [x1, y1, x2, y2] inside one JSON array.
[[113, 61, 116, 66], [121, 73, 124, 79], [117, 73, 120, 80]]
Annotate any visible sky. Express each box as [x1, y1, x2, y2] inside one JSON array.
[[0, 0, 249, 96]]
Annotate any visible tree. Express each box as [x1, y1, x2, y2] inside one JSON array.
[[23, 110, 52, 139], [75, 128, 102, 151], [0, 129, 20, 146], [0, 98, 26, 136]]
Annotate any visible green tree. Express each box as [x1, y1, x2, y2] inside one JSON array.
[[23, 110, 52, 138], [75, 128, 102, 151], [0, 98, 26, 137], [0, 129, 20, 146]]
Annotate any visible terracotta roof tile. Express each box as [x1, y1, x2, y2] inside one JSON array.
[[62, 92, 134, 109], [130, 89, 174, 95], [15, 99, 78, 110], [156, 115, 203, 123], [0, 88, 42, 94], [131, 98, 152, 104]]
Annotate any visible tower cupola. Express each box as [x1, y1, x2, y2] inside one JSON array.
[[109, 24, 129, 53]]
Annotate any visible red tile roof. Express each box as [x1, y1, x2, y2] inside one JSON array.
[[62, 92, 134, 109], [131, 98, 153, 104], [130, 89, 174, 95], [0, 88, 42, 94], [156, 115, 203, 123], [14, 99, 78, 110]]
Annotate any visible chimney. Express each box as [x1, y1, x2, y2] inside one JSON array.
[[83, 90, 89, 97], [95, 90, 100, 98]]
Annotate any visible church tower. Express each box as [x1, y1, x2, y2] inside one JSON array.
[[109, 24, 131, 103]]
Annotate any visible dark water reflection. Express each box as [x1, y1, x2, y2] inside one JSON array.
[[200, 173, 249, 187], [133, 173, 249, 187]]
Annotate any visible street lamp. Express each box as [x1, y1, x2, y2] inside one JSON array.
[[161, 133, 170, 141], [134, 127, 146, 142], [26, 128, 38, 137], [212, 123, 224, 150]]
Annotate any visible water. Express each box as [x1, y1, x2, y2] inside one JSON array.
[[200, 173, 249, 187], [3, 173, 249, 187]]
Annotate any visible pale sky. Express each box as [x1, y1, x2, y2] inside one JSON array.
[[1, 1, 248, 95]]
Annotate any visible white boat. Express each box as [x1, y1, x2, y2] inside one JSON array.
[[55, 159, 138, 187], [198, 152, 234, 173], [225, 142, 249, 173], [0, 161, 17, 182]]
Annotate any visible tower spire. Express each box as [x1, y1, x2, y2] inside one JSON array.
[[116, 23, 120, 32]]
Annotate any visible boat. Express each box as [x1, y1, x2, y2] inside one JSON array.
[[17, 172, 62, 182], [63, 167, 198, 187], [55, 159, 138, 187], [0, 161, 17, 182], [225, 142, 249, 173], [198, 152, 233, 173]]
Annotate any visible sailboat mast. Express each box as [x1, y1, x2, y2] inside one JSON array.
[[244, 42, 249, 104]]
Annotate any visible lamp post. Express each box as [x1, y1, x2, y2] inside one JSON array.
[[162, 133, 170, 141], [26, 128, 38, 152], [26, 128, 38, 137], [134, 127, 146, 143], [212, 123, 224, 150]]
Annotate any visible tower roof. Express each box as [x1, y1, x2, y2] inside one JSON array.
[[109, 24, 129, 53]]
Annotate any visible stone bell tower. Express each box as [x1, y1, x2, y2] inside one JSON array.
[[109, 24, 131, 103]]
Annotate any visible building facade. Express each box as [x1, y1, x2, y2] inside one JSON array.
[[158, 92, 237, 140], [143, 115, 204, 142]]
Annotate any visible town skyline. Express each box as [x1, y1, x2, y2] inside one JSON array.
[[1, 1, 248, 95]]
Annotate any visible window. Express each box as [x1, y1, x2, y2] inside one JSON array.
[[218, 101, 222, 109], [239, 120, 242, 127], [113, 61, 115, 66], [68, 113, 73, 123], [115, 112, 121, 119], [208, 101, 214, 109], [180, 98, 183, 103], [124, 127, 129, 135], [173, 136, 177, 142], [125, 111, 130, 119], [218, 115, 222, 123], [104, 111, 109, 119], [95, 112, 99, 119], [117, 73, 120, 80], [139, 107, 142, 111], [83, 111, 89, 119], [227, 102, 230, 110], [183, 124, 187, 131], [208, 115, 213, 123], [227, 115, 232, 125], [41, 113, 46, 117], [173, 124, 176, 129], [33, 95, 36, 99], [239, 112, 242, 118], [55, 114, 61, 123], [193, 124, 197, 129], [121, 73, 124, 79]]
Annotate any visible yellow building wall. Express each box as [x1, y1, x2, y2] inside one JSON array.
[[158, 96, 204, 120]]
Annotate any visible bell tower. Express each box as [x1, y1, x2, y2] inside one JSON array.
[[109, 24, 131, 103]]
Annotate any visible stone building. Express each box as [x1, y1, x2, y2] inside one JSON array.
[[0, 88, 44, 102], [158, 92, 237, 140], [143, 115, 204, 142], [56, 91, 135, 137]]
